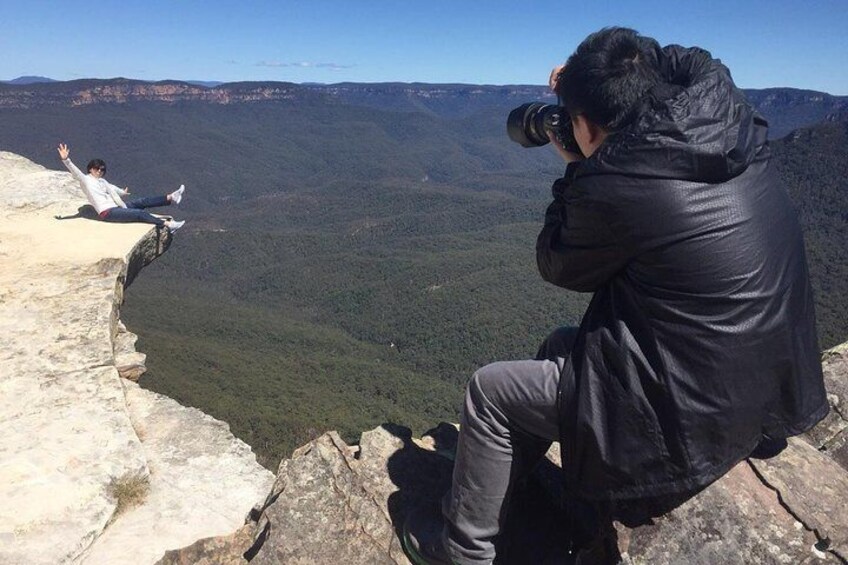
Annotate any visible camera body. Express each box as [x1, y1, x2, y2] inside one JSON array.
[[506, 102, 582, 156]]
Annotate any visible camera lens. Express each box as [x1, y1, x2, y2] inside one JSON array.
[[506, 102, 581, 155], [507, 103, 552, 147]]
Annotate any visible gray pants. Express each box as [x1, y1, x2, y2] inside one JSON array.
[[442, 327, 577, 564]]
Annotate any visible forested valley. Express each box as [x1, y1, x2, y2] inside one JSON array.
[[1, 83, 845, 467]]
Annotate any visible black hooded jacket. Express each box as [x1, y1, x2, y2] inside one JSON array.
[[536, 46, 829, 500]]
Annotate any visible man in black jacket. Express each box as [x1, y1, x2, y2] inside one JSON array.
[[403, 27, 828, 565]]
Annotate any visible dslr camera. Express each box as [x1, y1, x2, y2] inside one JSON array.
[[506, 100, 582, 156]]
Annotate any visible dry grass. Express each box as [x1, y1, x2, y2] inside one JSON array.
[[108, 473, 150, 516]]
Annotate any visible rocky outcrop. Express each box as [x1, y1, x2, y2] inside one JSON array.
[[0, 152, 274, 564], [813, 343, 848, 469], [158, 426, 456, 565], [160, 344, 848, 564]]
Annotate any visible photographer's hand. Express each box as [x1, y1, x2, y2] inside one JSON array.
[[548, 64, 583, 163], [549, 65, 564, 92]]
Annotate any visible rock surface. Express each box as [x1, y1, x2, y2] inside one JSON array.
[[814, 342, 848, 471], [0, 152, 273, 564], [80, 380, 276, 565], [158, 426, 454, 565], [161, 345, 848, 564], [114, 321, 147, 381]]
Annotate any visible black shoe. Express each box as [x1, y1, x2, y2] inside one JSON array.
[[402, 503, 454, 565]]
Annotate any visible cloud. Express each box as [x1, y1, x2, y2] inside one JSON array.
[[256, 61, 353, 71]]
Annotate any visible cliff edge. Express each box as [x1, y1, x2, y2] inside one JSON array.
[[0, 152, 274, 564]]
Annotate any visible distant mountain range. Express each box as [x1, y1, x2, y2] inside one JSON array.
[[2, 75, 58, 85], [0, 77, 557, 116], [0, 77, 845, 139]]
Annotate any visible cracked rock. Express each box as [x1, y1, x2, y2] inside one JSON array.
[[750, 437, 848, 561]]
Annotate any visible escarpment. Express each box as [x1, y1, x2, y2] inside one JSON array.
[[0, 152, 273, 565]]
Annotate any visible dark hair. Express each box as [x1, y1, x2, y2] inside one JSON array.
[[556, 27, 662, 131], [87, 158, 106, 173]]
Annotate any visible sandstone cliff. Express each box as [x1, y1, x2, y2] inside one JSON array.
[[0, 78, 553, 112], [0, 152, 274, 564]]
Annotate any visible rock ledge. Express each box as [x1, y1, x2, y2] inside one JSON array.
[[0, 152, 273, 565]]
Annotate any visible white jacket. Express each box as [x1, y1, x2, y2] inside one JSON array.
[[62, 158, 128, 214]]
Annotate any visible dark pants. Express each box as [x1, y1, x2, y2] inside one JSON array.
[[100, 195, 169, 226], [442, 327, 577, 564]]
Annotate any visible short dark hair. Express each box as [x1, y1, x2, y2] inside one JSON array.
[[556, 27, 662, 131], [87, 159, 106, 173]]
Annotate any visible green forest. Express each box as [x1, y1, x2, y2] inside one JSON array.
[[0, 88, 845, 469]]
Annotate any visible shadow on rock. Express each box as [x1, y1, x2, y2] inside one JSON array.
[[385, 423, 601, 564], [385, 422, 456, 544], [55, 204, 98, 221], [386, 424, 706, 565]]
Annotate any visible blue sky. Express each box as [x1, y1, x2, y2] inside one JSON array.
[[3, 0, 847, 94]]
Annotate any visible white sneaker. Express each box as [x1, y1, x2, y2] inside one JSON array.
[[166, 219, 185, 232], [169, 184, 185, 205]]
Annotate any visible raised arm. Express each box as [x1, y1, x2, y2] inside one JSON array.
[[57, 143, 85, 181]]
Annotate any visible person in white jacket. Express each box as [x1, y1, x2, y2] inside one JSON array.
[[57, 143, 185, 231]]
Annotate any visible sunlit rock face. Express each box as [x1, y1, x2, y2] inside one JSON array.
[[0, 152, 273, 564]]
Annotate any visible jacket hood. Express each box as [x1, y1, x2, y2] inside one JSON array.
[[580, 46, 769, 183]]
